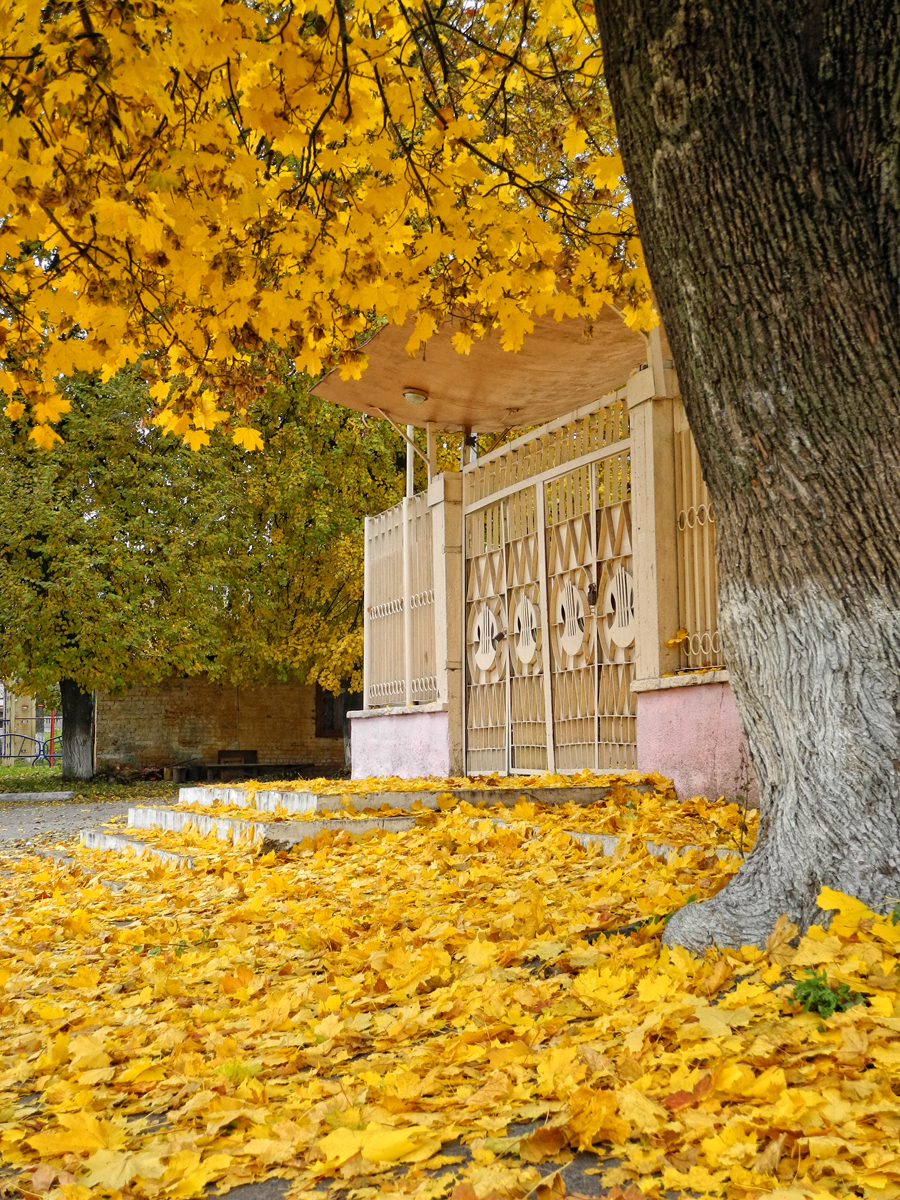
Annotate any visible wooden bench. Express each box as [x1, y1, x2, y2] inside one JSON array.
[[169, 756, 315, 784]]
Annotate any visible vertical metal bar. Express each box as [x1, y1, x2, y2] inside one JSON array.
[[535, 482, 556, 773], [465, 508, 472, 772], [696, 441, 710, 672], [402, 497, 412, 705], [589, 459, 600, 771], [406, 424, 415, 498], [502, 499, 511, 776], [363, 515, 372, 709]]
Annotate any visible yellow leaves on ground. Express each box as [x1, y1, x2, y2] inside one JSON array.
[[0, 798, 897, 1199]]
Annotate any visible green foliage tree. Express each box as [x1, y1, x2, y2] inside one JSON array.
[[0, 367, 404, 778]]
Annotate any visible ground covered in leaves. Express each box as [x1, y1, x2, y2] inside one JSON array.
[[0, 797, 897, 1199]]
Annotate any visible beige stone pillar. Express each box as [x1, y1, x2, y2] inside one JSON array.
[[627, 329, 682, 684], [428, 471, 464, 773]]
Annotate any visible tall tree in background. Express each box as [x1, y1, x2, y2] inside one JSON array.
[[0, 368, 403, 777], [594, 1, 900, 948]]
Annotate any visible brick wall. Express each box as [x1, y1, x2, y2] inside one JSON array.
[[95, 678, 345, 771]]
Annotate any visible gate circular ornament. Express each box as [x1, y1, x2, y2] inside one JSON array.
[[605, 567, 635, 648], [513, 595, 538, 665], [558, 579, 586, 656], [473, 603, 500, 672]]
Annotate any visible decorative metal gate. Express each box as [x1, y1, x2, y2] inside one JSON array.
[[463, 394, 637, 774]]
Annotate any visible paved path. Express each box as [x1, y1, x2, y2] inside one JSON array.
[[0, 795, 177, 848]]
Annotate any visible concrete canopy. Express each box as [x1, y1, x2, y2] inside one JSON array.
[[312, 305, 650, 432]]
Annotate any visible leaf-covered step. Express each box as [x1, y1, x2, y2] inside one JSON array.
[[130, 805, 416, 849], [177, 781, 654, 815], [80, 828, 194, 869]]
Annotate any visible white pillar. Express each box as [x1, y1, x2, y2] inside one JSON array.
[[406, 424, 415, 498], [426, 421, 437, 481], [363, 514, 372, 709], [402, 496, 412, 705]]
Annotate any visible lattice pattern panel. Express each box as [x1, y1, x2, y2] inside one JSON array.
[[545, 465, 598, 770], [464, 396, 630, 506], [465, 503, 507, 773], [505, 487, 547, 772], [366, 503, 406, 706], [595, 469, 637, 768], [674, 402, 723, 670]]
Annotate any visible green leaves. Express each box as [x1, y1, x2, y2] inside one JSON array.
[[791, 968, 864, 1019], [0, 365, 404, 698]]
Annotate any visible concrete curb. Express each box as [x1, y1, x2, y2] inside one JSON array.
[[0, 791, 76, 801], [80, 828, 194, 868]]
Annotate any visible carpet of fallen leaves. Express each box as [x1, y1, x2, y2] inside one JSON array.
[[167, 791, 758, 856], [0, 797, 898, 1200], [243, 771, 670, 795]]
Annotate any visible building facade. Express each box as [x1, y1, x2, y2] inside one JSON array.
[[95, 678, 349, 775], [315, 316, 755, 804]]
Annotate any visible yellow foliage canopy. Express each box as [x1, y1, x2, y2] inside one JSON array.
[[0, 0, 652, 444]]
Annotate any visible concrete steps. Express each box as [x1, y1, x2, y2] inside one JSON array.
[[178, 781, 654, 815], [71, 779, 743, 873]]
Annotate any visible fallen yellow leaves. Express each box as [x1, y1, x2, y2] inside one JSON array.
[[0, 799, 896, 1199], [241, 769, 671, 796]]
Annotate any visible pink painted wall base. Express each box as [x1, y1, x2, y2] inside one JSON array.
[[636, 681, 758, 807], [349, 710, 451, 779]]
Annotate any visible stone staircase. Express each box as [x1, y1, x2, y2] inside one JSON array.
[[73, 780, 744, 871]]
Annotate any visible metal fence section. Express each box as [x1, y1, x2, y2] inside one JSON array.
[[464, 398, 630, 507], [464, 500, 508, 773], [674, 400, 723, 670], [0, 682, 61, 763], [363, 492, 437, 708], [407, 493, 438, 703]]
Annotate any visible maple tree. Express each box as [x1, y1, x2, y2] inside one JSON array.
[[0, 367, 404, 777], [0, 0, 652, 449]]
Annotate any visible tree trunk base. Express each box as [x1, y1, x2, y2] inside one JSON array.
[[60, 680, 94, 782]]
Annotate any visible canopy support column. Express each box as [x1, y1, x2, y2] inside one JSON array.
[[406, 425, 415, 498]]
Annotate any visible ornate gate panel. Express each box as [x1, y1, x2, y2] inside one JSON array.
[[463, 390, 637, 776], [465, 501, 508, 773], [545, 464, 598, 770], [505, 486, 548, 772], [595, 451, 636, 768]]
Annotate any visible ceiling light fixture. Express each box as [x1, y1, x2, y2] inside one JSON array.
[[403, 389, 428, 406]]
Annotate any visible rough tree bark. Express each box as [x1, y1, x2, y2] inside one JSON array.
[[60, 679, 94, 782], [593, 0, 900, 948]]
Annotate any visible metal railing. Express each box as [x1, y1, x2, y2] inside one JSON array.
[[363, 491, 438, 708]]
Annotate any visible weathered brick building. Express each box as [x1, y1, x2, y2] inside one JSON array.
[[95, 677, 350, 775]]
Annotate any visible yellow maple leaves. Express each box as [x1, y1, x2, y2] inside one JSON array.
[[0, 0, 652, 447], [1, 789, 898, 1199]]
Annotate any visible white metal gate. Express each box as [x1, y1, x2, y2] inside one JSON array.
[[463, 394, 637, 775]]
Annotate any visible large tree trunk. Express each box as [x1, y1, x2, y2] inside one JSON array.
[[60, 680, 94, 782], [594, 0, 900, 948]]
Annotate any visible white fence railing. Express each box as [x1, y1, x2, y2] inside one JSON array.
[[363, 491, 438, 708]]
